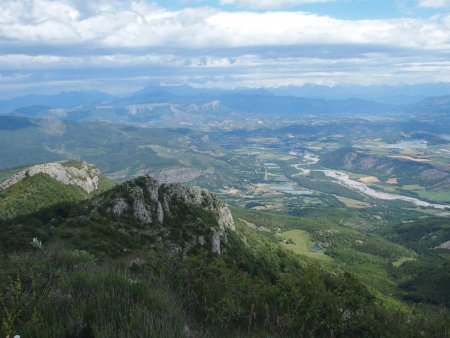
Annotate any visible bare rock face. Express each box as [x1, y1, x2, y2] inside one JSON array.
[[112, 198, 128, 217], [105, 176, 235, 255], [132, 187, 152, 224], [211, 229, 222, 255], [0, 161, 100, 193], [156, 201, 164, 224], [161, 183, 235, 254], [146, 181, 159, 202], [161, 195, 172, 217], [436, 240, 450, 250], [215, 203, 235, 231], [162, 184, 235, 231]]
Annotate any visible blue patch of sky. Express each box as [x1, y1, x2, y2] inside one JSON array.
[[155, 0, 449, 19]]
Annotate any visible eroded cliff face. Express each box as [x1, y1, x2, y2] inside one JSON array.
[[0, 161, 100, 193], [105, 176, 235, 255]]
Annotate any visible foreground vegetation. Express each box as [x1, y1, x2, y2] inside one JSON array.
[[0, 248, 187, 338], [1, 226, 449, 337]]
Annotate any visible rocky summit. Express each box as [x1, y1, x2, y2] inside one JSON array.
[[103, 176, 235, 255]]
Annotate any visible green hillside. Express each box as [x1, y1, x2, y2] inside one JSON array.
[[0, 161, 114, 220], [0, 116, 227, 182], [1, 176, 449, 337], [382, 217, 450, 307], [0, 173, 86, 219]]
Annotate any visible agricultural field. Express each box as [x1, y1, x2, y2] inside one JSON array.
[[276, 229, 332, 261]]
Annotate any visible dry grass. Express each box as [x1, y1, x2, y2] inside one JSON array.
[[359, 176, 380, 183], [387, 178, 398, 184], [226, 188, 240, 195], [336, 196, 371, 209], [251, 204, 283, 211]]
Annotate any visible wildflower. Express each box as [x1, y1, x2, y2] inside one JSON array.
[[30, 237, 43, 249], [128, 278, 138, 285]]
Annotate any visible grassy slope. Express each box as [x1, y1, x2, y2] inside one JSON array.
[[0, 229, 413, 338], [0, 249, 188, 338], [232, 207, 416, 306], [233, 205, 450, 317], [0, 162, 115, 220], [381, 218, 450, 307], [0, 174, 86, 220], [276, 229, 332, 262]]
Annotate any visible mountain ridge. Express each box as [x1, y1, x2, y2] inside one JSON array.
[[0, 160, 113, 220], [0, 172, 235, 256], [0, 160, 101, 193]]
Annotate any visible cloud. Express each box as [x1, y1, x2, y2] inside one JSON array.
[[418, 0, 450, 8], [0, 72, 31, 82], [219, 0, 334, 9], [2, 49, 450, 89], [0, 0, 449, 50], [1, 0, 450, 94]]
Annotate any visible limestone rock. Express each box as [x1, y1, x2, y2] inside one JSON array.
[[132, 187, 152, 224], [105, 176, 235, 254], [156, 201, 164, 224], [113, 198, 128, 217], [436, 240, 450, 250], [211, 229, 222, 255], [0, 161, 100, 193]]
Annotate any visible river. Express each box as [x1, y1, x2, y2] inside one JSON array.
[[320, 170, 450, 210]]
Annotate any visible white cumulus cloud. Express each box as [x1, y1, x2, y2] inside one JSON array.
[[418, 0, 450, 8], [0, 0, 450, 50], [1, 0, 450, 92], [219, 0, 334, 9]]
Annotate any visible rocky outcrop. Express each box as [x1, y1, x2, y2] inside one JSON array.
[[161, 184, 235, 231], [0, 161, 100, 193], [211, 229, 222, 255], [112, 198, 128, 217], [104, 176, 235, 255], [435, 240, 450, 250], [132, 187, 152, 224], [156, 201, 164, 224]]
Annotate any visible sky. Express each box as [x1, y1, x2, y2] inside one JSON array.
[[1, 0, 450, 97]]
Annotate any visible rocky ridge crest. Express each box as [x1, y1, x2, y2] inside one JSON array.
[[0, 161, 100, 193]]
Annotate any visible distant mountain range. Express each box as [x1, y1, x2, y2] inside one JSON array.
[[0, 90, 113, 114], [268, 83, 450, 104], [1, 85, 449, 127], [408, 94, 450, 116]]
